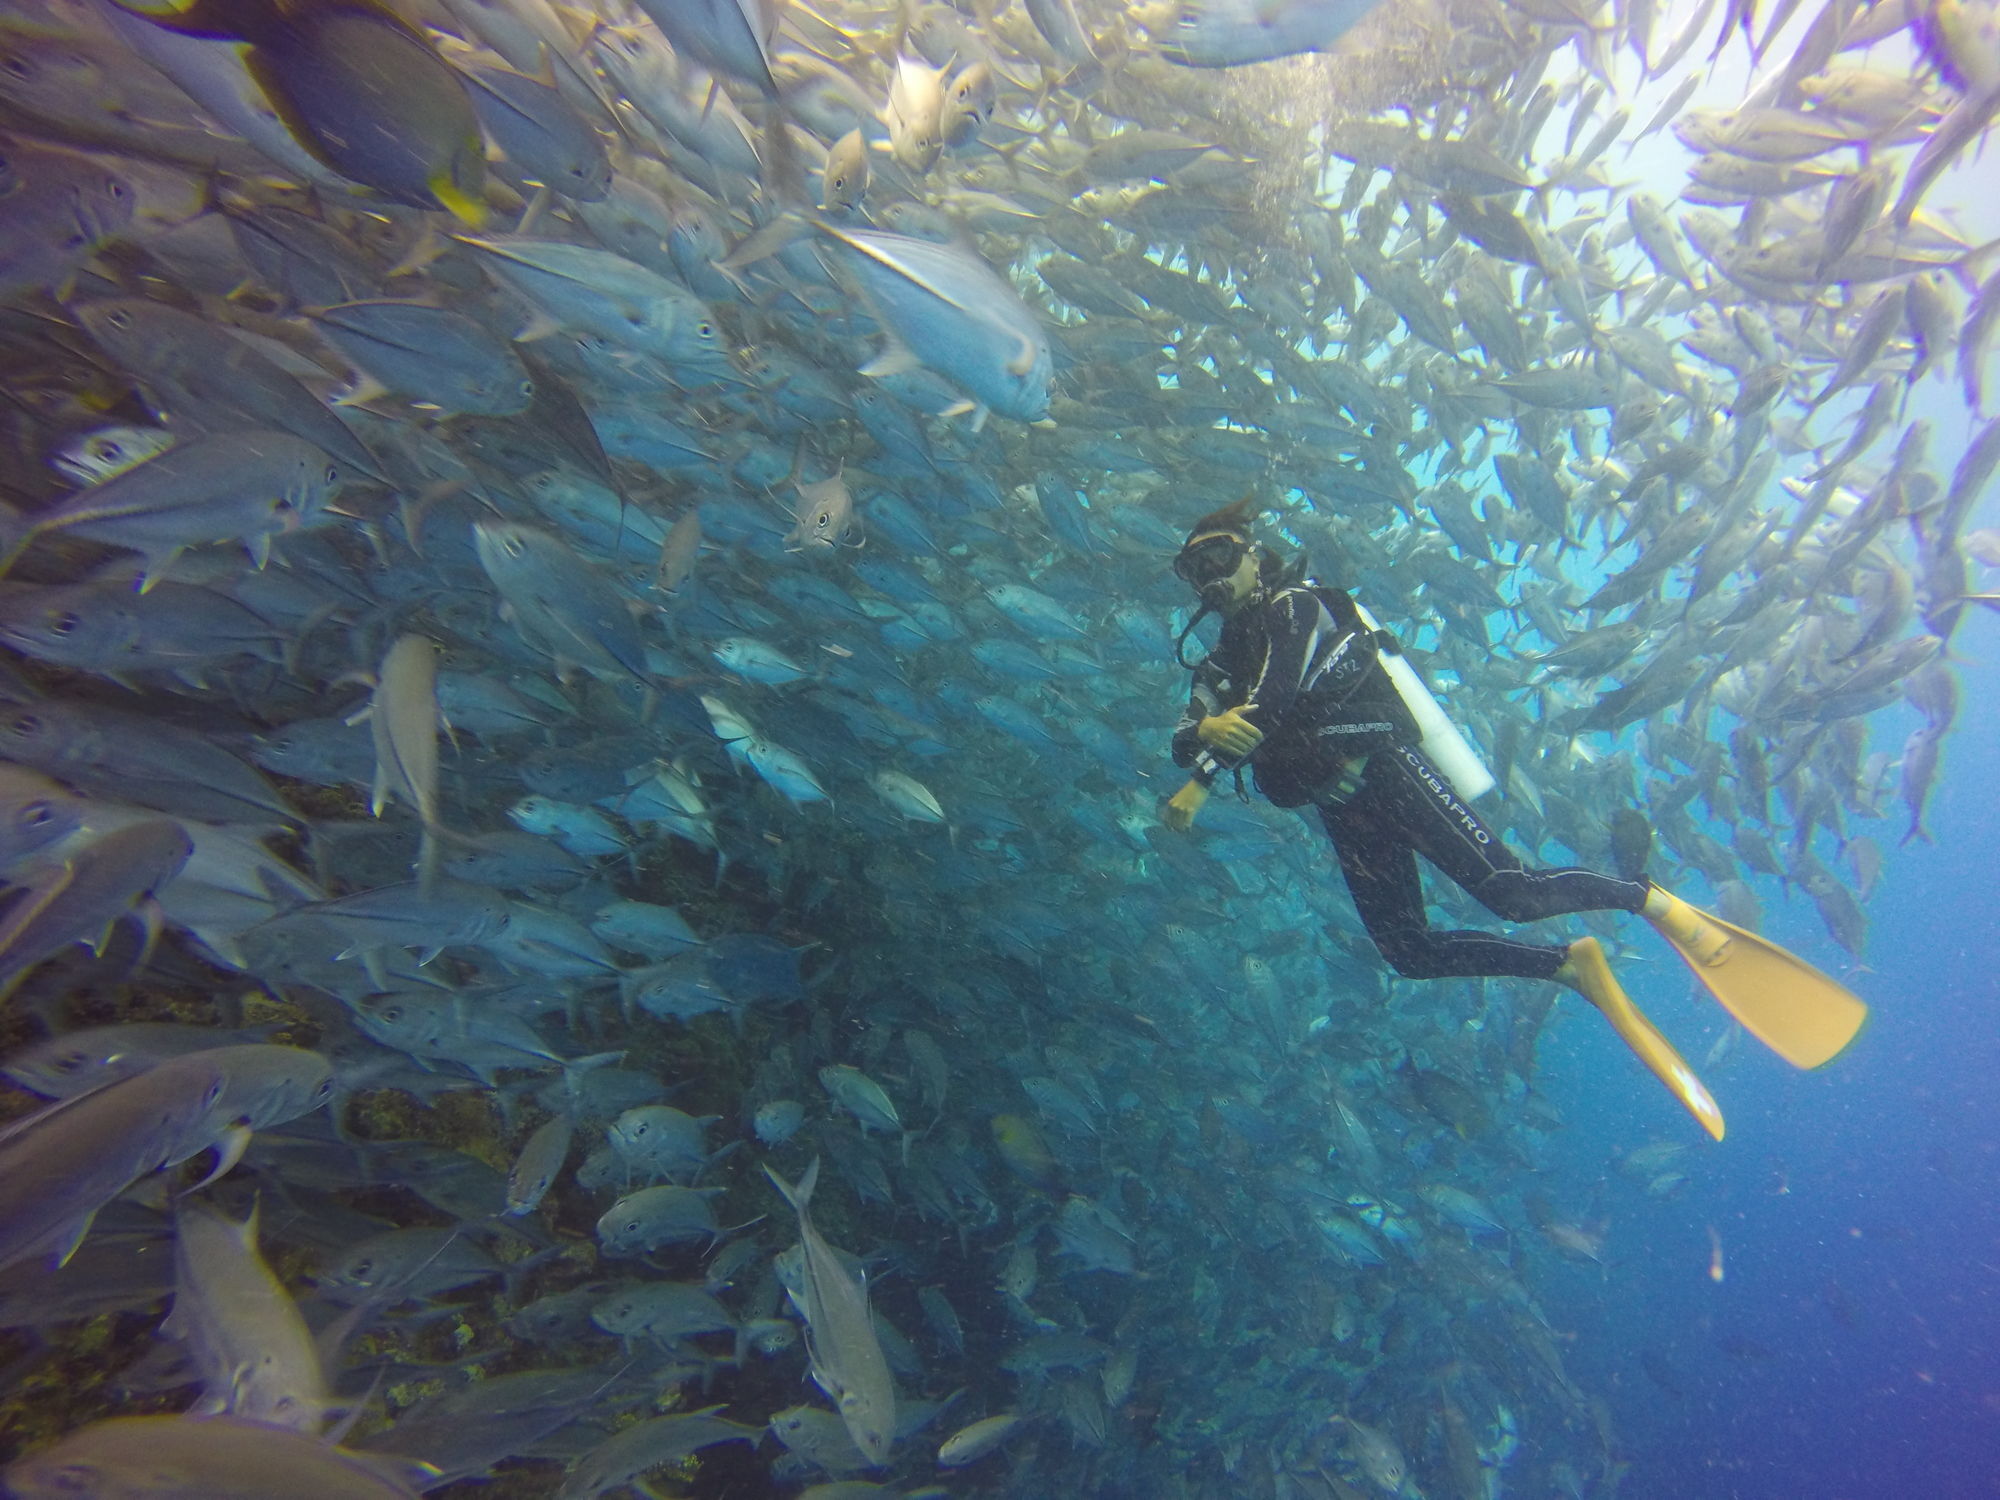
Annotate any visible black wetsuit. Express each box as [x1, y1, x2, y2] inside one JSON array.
[[1171, 581, 1647, 981]]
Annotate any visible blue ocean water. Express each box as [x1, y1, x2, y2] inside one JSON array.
[[1532, 574, 2000, 1500], [2, 2, 1997, 1492], [1514, 49, 2000, 1499]]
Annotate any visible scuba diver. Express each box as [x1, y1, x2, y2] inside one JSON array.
[[1159, 496, 1869, 1140]]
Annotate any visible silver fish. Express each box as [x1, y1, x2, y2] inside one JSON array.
[[764, 1159, 897, 1465]]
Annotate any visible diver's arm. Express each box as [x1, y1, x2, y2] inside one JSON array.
[[1194, 590, 1348, 780], [1170, 676, 1220, 769]]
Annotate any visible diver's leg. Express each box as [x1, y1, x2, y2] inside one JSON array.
[[1320, 793, 1567, 982], [1373, 743, 1648, 921]]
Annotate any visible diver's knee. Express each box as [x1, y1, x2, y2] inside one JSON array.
[[1469, 871, 1539, 922], [1370, 928, 1436, 978]]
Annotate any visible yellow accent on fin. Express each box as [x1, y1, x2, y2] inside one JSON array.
[[1564, 938, 1726, 1142], [1644, 892, 1868, 1070], [429, 175, 488, 227]]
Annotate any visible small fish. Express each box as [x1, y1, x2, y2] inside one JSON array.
[[455, 56, 611, 203], [819, 1064, 901, 1134], [505, 1115, 573, 1215], [50, 425, 175, 487], [713, 636, 811, 685], [754, 1098, 806, 1145], [815, 221, 1054, 424], [107, 0, 487, 222], [764, 1159, 897, 1466], [744, 738, 829, 808], [628, 0, 778, 93], [596, 1184, 725, 1255], [309, 300, 534, 416], [167, 1196, 329, 1432], [788, 469, 862, 551], [3, 430, 339, 587], [871, 769, 945, 823], [940, 61, 998, 150], [886, 54, 946, 172], [1158, 0, 1388, 67], [607, 1104, 719, 1181], [362, 635, 444, 887], [0, 139, 136, 304], [822, 127, 870, 215], [1, 1414, 435, 1497], [939, 1411, 1025, 1466], [655, 510, 703, 593]]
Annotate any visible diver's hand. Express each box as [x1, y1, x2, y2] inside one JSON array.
[[1197, 705, 1263, 758], [1162, 780, 1209, 833]]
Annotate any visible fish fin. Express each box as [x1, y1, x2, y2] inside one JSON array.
[[761, 1155, 819, 1215], [191, 1124, 254, 1189], [333, 372, 393, 408], [50, 1211, 98, 1269], [722, 210, 811, 270], [860, 341, 921, 378], [514, 182, 552, 237], [387, 224, 448, 279], [512, 307, 565, 343], [938, 399, 977, 419], [428, 173, 488, 227]]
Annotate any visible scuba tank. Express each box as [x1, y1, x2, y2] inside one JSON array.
[[1351, 599, 1497, 800]]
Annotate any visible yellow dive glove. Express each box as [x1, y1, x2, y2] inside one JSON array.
[[1197, 704, 1263, 757], [1162, 780, 1209, 832]]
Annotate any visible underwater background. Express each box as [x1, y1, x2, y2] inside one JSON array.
[[0, 0, 1996, 1496]]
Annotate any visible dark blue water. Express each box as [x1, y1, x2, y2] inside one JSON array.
[[1529, 601, 2000, 1500]]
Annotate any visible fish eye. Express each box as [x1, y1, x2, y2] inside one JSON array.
[[104, 309, 130, 329], [49, 612, 80, 636], [313, 1078, 334, 1102], [697, 321, 714, 339], [10, 714, 40, 737], [324, 464, 338, 484], [503, 536, 525, 557], [103, 178, 127, 200], [519, 380, 535, 398], [0, 54, 32, 81], [348, 1257, 374, 1281], [379, 1005, 402, 1022]]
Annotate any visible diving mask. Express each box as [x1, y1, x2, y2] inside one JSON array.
[[1173, 532, 1248, 590]]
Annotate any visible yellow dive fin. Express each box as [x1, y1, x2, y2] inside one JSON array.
[[1562, 938, 1726, 1141], [1643, 889, 1867, 1070]]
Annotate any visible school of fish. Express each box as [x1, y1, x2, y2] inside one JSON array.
[[0, 0, 1994, 1494]]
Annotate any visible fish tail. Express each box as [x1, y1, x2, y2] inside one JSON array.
[[762, 1155, 819, 1216], [0, 516, 38, 586]]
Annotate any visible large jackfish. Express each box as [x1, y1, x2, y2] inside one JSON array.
[[763, 1158, 897, 1465]]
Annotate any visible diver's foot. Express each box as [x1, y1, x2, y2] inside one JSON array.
[[1642, 885, 1733, 966]]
